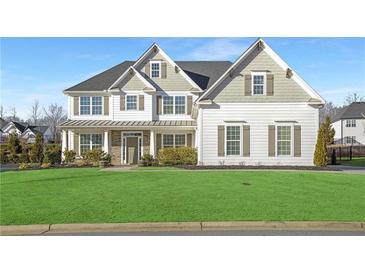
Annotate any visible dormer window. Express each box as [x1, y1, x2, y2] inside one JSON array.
[[252, 72, 266, 95], [150, 61, 161, 78]]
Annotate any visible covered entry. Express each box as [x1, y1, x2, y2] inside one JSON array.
[[122, 132, 142, 164]]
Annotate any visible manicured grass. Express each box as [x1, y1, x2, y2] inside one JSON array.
[[339, 157, 365, 167], [1, 168, 364, 225]]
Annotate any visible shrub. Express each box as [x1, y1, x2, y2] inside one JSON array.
[[82, 149, 110, 166], [64, 150, 76, 164], [8, 153, 19, 164], [41, 163, 51, 168], [7, 133, 22, 154], [141, 153, 158, 166], [19, 152, 30, 163], [19, 163, 31, 170], [157, 147, 197, 166], [0, 148, 8, 164], [45, 144, 62, 165], [30, 133, 44, 163]]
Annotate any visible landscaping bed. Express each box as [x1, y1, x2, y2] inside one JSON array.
[[178, 165, 342, 171]]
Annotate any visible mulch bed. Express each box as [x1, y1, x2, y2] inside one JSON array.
[[177, 165, 342, 171]]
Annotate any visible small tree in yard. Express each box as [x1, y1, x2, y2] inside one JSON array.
[[313, 116, 335, 167], [31, 133, 44, 163], [7, 133, 22, 154]]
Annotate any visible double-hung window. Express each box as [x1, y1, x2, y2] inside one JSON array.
[[80, 96, 102, 115], [344, 136, 356, 144], [226, 126, 240, 156], [126, 95, 137, 110], [151, 61, 160, 78], [277, 126, 292, 156], [162, 134, 186, 148], [162, 96, 186, 115], [252, 72, 266, 95], [80, 133, 102, 154], [345, 119, 356, 127]]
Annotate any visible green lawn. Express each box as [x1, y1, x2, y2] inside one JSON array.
[[1, 168, 364, 225], [339, 157, 365, 167]]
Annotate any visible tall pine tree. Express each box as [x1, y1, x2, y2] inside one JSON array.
[[313, 116, 335, 166]]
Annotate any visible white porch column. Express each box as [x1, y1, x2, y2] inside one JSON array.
[[104, 130, 109, 153], [61, 130, 67, 160], [150, 129, 155, 157]]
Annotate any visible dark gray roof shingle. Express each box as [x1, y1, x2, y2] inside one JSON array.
[[64, 60, 232, 92], [333, 102, 365, 122]]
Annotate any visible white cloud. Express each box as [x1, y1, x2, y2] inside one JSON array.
[[187, 38, 249, 61]]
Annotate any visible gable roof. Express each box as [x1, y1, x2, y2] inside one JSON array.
[[109, 66, 156, 91], [197, 38, 325, 104], [64, 60, 231, 92], [333, 102, 365, 122]]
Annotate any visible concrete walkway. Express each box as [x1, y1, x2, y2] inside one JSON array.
[[1, 221, 364, 236]]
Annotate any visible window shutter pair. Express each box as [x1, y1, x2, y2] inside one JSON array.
[[244, 74, 274, 96], [119, 95, 144, 111], [217, 125, 250, 157], [73, 96, 109, 115], [267, 125, 301, 157], [144, 62, 167, 78]]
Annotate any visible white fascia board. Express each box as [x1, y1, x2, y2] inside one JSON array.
[[197, 38, 261, 103], [108, 66, 156, 91], [198, 38, 325, 104], [133, 43, 203, 92]]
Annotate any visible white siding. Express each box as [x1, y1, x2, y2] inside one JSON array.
[[333, 119, 365, 144], [69, 95, 111, 120], [200, 103, 319, 166], [112, 91, 153, 121]]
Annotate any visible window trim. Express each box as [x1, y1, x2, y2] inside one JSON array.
[[150, 60, 161, 78], [251, 72, 267, 96], [225, 124, 242, 157], [162, 95, 187, 115], [79, 133, 103, 155], [162, 133, 187, 148], [125, 94, 139, 111], [345, 119, 356, 127], [275, 124, 294, 157], [79, 96, 103, 116]]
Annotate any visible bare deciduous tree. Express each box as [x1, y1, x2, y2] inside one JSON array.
[[344, 92, 364, 106], [28, 100, 42, 126], [43, 103, 67, 142], [9, 107, 17, 119], [0, 105, 5, 118]]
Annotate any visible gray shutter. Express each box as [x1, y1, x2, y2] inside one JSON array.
[[187, 133, 192, 147], [145, 62, 150, 77], [157, 96, 162, 115], [266, 74, 274, 96], [103, 96, 109, 115], [156, 134, 162, 154], [73, 97, 79, 115], [161, 62, 167, 78], [242, 125, 250, 157], [217, 125, 225, 157], [268, 125, 276, 157], [120, 95, 125, 111], [73, 132, 79, 156], [294, 125, 301, 157], [187, 95, 193, 115], [139, 95, 144, 111], [244, 75, 252, 96]]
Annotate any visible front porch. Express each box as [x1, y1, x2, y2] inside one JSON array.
[[60, 120, 196, 165]]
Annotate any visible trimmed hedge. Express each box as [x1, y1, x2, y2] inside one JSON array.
[[157, 147, 197, 166]]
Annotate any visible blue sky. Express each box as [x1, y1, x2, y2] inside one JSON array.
[[1, 37, 364, 119]]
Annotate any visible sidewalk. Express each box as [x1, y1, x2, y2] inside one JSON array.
[[1, 221, 364, 235]]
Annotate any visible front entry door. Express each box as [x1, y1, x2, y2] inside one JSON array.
[[126, 137, 138, 164]]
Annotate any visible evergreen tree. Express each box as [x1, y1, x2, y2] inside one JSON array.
[[7, 133, 22, 154], [313, 116, 335, 166], [31, 133, 44, 163]]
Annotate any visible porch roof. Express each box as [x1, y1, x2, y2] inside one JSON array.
[[59, 120, 196, 128]]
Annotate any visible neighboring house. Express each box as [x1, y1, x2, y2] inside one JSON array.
[[59, 38, 325, 166], [0, 118, 7, 143], [332, 102, 365, 145], [1, 121, 52, 143]]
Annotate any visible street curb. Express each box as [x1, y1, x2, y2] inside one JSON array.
[[1, 221, 364, 235]]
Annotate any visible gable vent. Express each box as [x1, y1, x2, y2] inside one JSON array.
[[257, 40, 265, 51], [286, 68, 293, 79], [175, 65, 180, 73]]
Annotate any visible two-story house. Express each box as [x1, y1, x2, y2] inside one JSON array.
[[332, 102, 365, 145], [60, 38, 325, 166]]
